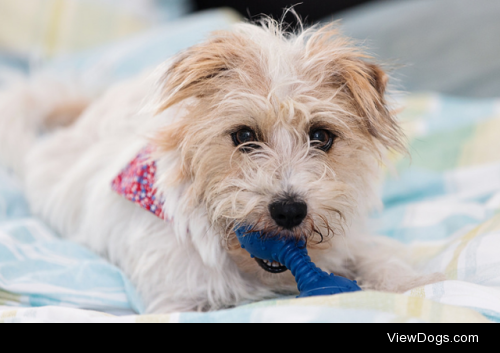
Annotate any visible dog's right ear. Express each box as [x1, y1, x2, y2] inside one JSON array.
[[152, 31, 251, 183], [155, 32, 247, 113]]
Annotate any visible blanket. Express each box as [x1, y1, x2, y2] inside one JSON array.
[[0, 168, 144, 315]]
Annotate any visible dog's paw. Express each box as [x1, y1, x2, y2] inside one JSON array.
[[394, 272, 447, 293], [359, 272, 447, 293]]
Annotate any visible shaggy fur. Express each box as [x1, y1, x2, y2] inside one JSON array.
[[0, 20, 444, 313]]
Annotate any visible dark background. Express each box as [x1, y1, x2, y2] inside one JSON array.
[[194, 0, 376, 24]]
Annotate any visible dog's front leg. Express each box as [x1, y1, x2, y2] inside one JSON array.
[[348, 235, 446, 293]]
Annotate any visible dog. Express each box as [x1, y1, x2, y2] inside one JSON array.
[[0, 20, 444, 313]]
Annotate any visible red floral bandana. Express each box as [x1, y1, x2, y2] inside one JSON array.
[[112, 146, 165, 219]]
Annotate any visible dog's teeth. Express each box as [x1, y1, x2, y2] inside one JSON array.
[[260, 259, 284, 268]]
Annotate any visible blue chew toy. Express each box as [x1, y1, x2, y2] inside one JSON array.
[[235, 226, 362, 298]]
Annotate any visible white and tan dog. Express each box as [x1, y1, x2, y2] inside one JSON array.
[[0, 20, 443, 313]]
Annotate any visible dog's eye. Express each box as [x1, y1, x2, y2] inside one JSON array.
[[232, 127, 259, 152], [310, 129, 335, 152]]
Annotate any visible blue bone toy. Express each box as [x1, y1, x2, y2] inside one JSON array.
[[235, 226, 362, 298]]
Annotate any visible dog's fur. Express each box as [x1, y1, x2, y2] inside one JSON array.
[[0, 21, 444, 313]]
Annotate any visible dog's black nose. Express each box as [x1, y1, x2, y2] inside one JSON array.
[[269, 201, 308, 229]]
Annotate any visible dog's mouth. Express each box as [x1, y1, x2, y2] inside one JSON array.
[[255, 258, 288, 274]]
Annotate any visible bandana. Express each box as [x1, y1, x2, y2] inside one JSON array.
[[112, 146, 165, 219]]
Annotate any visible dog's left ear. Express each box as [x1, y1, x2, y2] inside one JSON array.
[[339, 59, 404, 151]]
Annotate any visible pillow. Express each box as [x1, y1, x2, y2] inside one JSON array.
[[327, 0, 500, 98], [0, 0, 193, 60], [42, 9, 242, 87]]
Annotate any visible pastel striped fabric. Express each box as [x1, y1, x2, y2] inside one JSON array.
[[375, 94, 500, 323], [0, 169, 145, 315], [0, 292, 490, 323], [1, 94, 500, 322]]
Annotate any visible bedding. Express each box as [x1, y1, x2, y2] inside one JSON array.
[[1, 94, 499, 323], [0, 53, 28, 74], [0, 169, 144, 316]]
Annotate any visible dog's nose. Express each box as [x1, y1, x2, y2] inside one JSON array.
[[269, 201, 308, 229]]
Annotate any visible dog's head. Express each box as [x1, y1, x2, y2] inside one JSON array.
[[151, 20, 403, 284]]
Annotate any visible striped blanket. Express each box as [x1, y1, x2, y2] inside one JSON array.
[[0, 168, 144, 315], [1, 94, 499, 323]]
